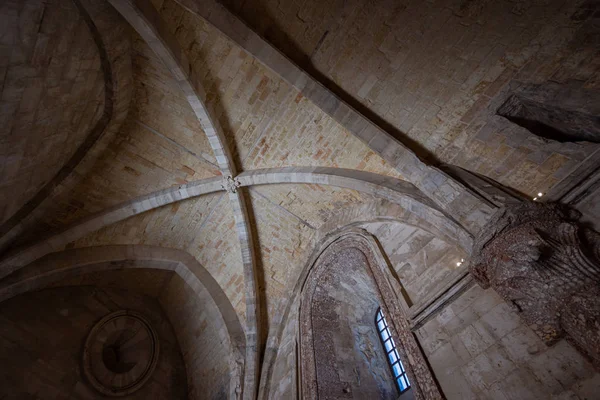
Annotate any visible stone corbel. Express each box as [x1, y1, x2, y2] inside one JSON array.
[[470, 202, 600, 367]]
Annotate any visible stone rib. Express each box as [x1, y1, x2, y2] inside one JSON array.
[[0, 245, 246, 400], [0, 168, 473, 280], [107, 1, 260, 396], [173, 0, 495, 233]]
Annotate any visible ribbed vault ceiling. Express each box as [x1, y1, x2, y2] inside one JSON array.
[[1, 0, 598, 398]]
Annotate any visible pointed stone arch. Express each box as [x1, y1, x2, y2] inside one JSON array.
[[258, 198, 470, 398], [297, 229, 443, 399], [0, 245, 246, 399]]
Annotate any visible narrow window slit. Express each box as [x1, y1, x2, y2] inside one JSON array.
[[376, 307, 411, 394]]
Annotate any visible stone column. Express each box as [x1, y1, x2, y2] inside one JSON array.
[[470, 202, 600, 367]]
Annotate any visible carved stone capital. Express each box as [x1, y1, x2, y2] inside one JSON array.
[[222, 175, 241, 194], [470, 202, 600, 365]]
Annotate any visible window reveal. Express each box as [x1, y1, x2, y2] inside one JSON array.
[[376, 307, 411, 393]]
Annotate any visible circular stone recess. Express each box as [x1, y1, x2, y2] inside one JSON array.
[[83, 310, 160, 396]]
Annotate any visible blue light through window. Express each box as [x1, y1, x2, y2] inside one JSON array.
[[376, 307, 411, 393]]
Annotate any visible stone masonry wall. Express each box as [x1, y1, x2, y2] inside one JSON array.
[[222, 0, 600, 199], [0, 285, 187, 399], [22, 267, 233, 400], [416, 284, 600, 399], [33, 0, 411, 240], [159, 273, 232, 400], [362, 221, 467, 308], [33, 34, 222, 232], [150, 0, 404, 179], [268, 300, 298, 399], [0, 0, 106, 225], [71, 194, 248, 325], [265, 228, 600, 399]]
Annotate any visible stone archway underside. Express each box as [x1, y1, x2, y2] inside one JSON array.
[[0, 244, 246, 400], [63, 3, 491, 396]]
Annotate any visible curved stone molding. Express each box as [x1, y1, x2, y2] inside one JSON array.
[[0, 167, 473, 399], [314, 197, 473, 252], [238, 167, 427, 203], [0, 177, 223, 280], [0, 169, 472, 398], [470, 202, 600, 365], [298, 230, 443, 399], [0, 245, 245, 400], [258, 196, 473, 396], [317, 199, 474, 332], [0, 0, 134, 252], [259, 223, 452, 398], [0, 169, 472, 280], [226, 188, 262, 400], [108, 0, 234, 176], [83, 310, 160, 396], [106, 2, 261, 395], [239, 167, 473, 247]]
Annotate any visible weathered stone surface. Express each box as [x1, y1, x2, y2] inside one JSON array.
[[361, 220, 467, 308], [470, 202, 600, 365], [299, 231, 443, 400], [160, 273, 234, 399], [417, 284, 600, 399], [306, 247, 396, 399], [0, 0, 134, 252]]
